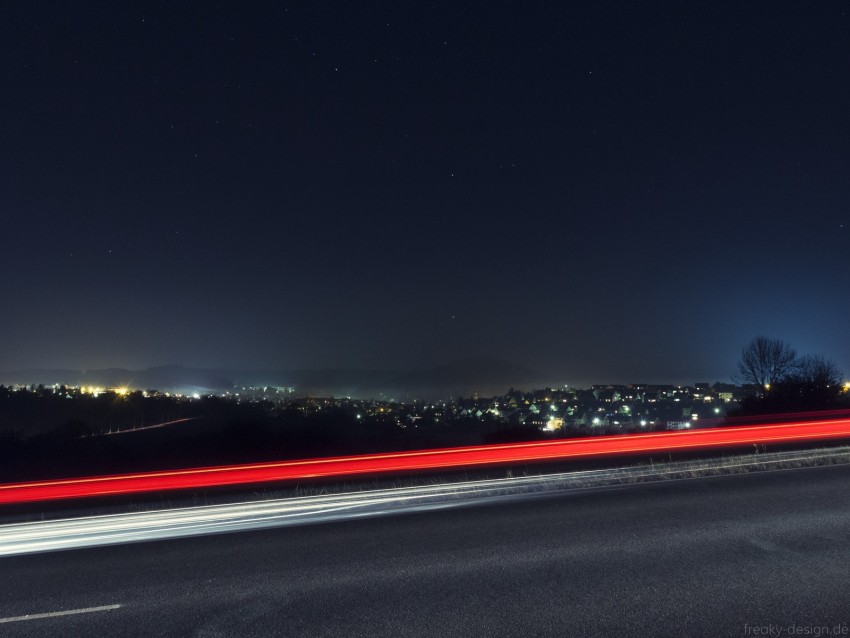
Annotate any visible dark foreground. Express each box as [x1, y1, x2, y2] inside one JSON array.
[[2, 464, 850, 637]]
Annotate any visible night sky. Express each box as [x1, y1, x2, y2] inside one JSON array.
[[2, 1, 849, 385]]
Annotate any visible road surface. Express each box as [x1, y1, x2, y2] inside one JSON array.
[[2, 463, 850, 636]]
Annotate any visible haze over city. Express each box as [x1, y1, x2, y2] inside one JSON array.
[[2, 2, 848, 385]]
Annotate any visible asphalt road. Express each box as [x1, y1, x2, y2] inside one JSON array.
[[2, 463, 850, 637]]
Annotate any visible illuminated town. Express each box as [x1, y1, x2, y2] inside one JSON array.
[[0, 380, 750, 438]]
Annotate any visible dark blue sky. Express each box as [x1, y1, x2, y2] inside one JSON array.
[[1, 1, 848, 384]]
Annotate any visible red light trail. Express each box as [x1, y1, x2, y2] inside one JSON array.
[[2, 418, 850, 505]]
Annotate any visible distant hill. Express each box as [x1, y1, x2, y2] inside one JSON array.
[[0, 357, 542, 400], [0, 366, 234, 393], [228, 368, 404, 397], [376, 356, 542, 400]]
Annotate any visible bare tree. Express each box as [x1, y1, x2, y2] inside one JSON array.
[[734, 336, 797, 387], [791, 354, 843, 388]]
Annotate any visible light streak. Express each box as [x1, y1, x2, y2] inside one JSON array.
[[100, 417, 199, 436], [0, 447, 844, 556], [2, 418, 850, 505], [0, 605, 122, 624]]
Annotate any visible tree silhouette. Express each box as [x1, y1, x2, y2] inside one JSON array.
[[734, 344, 848, 415], [779, 354, 845, 407], [791, 354, 843, 388], [734, 336, 797, 388]]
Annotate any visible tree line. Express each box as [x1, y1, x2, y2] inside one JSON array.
[[734, 336, 847, 414]]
